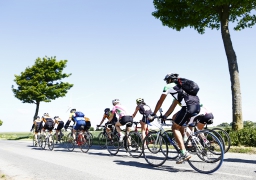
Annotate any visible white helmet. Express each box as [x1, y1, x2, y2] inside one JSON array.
[[112, 99, 120, 105]]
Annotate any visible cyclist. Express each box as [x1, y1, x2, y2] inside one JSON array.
[[132, 98, 152, 141], [148, 73, 200, 164], [30, 116, 43, 146], [97, 108, 118, 138], [53, 116, 64, 144], [109, 99, 133, 142], [84, 116, 91, 133], [41, 113, 55, 143]]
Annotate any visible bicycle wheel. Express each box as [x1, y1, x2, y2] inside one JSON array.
[[106, 133, 120, 155], [164, 130, 179, 159], [80, 134, 90, 153], [39, 135, 46, 149], [88, 132, 93, 147], [187, 130, 224, 174], [48, 134, 54, 151], [143, 131, 168, 167], [65, 133, 75, 152], [212, 128, 231, 153], [127, 131, 143, 158], [97, 132, 107, 148]]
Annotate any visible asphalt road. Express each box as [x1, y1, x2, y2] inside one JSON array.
[[0, 140, 255, 180]]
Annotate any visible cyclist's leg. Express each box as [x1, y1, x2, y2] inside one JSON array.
[[115, 121, 124, 141], [140, 116, 147, 141]]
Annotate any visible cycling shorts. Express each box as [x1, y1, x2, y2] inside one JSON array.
[[119, 116, 133, 127], [56, 121, 64, 130], [174, 104, 200, 126], [194, 113, 214, 125], [84, 121, 91, 131], [43, 121, 54, 131], [74, 121, 86, 130], [140, 114, 149, 123]]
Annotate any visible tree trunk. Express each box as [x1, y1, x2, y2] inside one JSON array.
[[220, 6, 243, 130], [33, 101, 40, 121]]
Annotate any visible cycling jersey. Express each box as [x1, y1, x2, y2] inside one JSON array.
[[104, 112, 118, 124], [33, 119, 43, 133], [111, 104, 131, 118], [162, 83, 200, 106], [138, 104, 152, 116]]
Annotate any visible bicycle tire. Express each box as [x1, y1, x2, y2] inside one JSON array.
[[106, 132, 120, 155], [80, 133, 90, 153], [32, 135, 36, 147], [187, 130, 224, 174], [88, 132, 93, 147], [164, 130, 179, 159], [127, 131, 143, 158], [97, 132, 107, 149], [65, 133, 75, 152], [212, 128, 231, 153], [39, 135, 46, 149], [142, 131, 168, 167], [48, 134, 54, 151]]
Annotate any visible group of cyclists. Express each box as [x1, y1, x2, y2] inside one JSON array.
[[31, 72, 214, 165]]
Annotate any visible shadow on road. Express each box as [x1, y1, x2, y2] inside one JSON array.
[[224, 158, 256, 164], [113, 160, 194, 173]]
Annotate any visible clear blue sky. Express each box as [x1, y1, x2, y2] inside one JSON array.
[[0, 1, 255, 132]]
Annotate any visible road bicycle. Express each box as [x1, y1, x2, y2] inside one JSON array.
[[52, 128, 66, 144], [65, 126, 90, 153], [39, 129, 54, 151], [32, 130, 41, 147], [96, 124, 117, 149], [106, 122, 142, 157], [143, 112, 224, 174]]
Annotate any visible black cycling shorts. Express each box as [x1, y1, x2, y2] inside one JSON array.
[[56, 121, 64, 130], [140, 115, 149, 123], [194, 113, 214, 124], [84, 121, 91, 131], [119, 116, 133, 127], [174, 105, 200, 126], [43, 121, 54, 131]]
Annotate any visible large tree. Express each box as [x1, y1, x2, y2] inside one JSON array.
[[152, 0, 256, 130], [12, 56, 73, 120]]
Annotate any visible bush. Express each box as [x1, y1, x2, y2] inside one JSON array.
[[89, 127, 94, 131], [228, 127, 256, 147]]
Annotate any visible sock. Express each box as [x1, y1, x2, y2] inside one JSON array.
[[181, 150, 186, 155]]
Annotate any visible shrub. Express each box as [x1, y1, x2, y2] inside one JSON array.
[[89, 127, 94, 131], [228, 127, 256, 147]]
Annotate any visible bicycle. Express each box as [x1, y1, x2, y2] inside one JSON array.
[[106, 122, 141, 157], [143, 114, 224, 174], [32, 130, 41, 147], [97, 124, 116, 149], [52, 128, 66, 144], [39, 129, 54, 151], [65, 126, 90, 153]]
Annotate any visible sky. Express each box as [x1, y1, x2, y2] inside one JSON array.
[[0, 1, 255, 132]]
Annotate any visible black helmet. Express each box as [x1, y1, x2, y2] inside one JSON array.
[[36, 116, 40, 119], [163, 73, 179, 81], [104, 108, 110, 115], [54, 116, 59, 119], [70, 108, 76, 113], [43, 113, 49, 116]]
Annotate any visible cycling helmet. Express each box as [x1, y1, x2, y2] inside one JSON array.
[[163, 73, 179, 81], [112, 99, 120, 105], [70, 108, 76, 113], [36, 116, 40, 118], [43, 113, 49, 116], [54, 116, 59, 119], [104, 108, 110, 113], [136, 98, 144, 104]]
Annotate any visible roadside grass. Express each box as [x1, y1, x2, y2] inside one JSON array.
[[1, 131, 256, 154]]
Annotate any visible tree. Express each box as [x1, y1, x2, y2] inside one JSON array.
[[12, 56, 73, 120], [0, 120, 3, 126], [152, 0, 256, 130]]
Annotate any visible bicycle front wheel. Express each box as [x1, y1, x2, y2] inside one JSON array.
[[80, 134, 90, 153], [187, 130, 224, 174], [97, 132, 107, 149], [106, 133, 120, 155], [127, 131, 143, 158], [143, 132, 168, 167], [65, 133, 75, 152], [212, 128, 231, 153], [165, 130, 179, 159]]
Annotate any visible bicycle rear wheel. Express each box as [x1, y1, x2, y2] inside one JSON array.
[[97, 132, 107, 148], [106, 133, 120, 155], [165, 130, 179, 159], [143, 132, 168, 167], [80, 134, 90, 153], [88, 132, 93, 147], [127, 131, 143, 158], [187, 130, 224, 174], [212, 128, 230, 153], [39, 135, 46, 149], [48, 134, 54, 151], [65, 133, 75, 152]]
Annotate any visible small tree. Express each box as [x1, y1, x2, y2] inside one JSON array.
[[217, 122, 230, 127], [12, 56, 73, 120], [152, 0, 256, 130], [0, 120, 3, 126]]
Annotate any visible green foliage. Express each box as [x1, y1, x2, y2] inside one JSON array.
[[12, 56, 73, 104], [0, 120, 2, 126], [152, 0, 256, 34], [244, 120, 256, 128], [228, 126, 256, 147], [217, 122, 230, 127], [89, 127, 94, 131]]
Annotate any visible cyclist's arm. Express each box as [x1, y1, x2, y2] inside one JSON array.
[[99, 114, 107, 126], [164, 99, 179, 117], [152, 94, 167, 114], [132, 106, 139, 118], [108, 111, 114, 121]]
